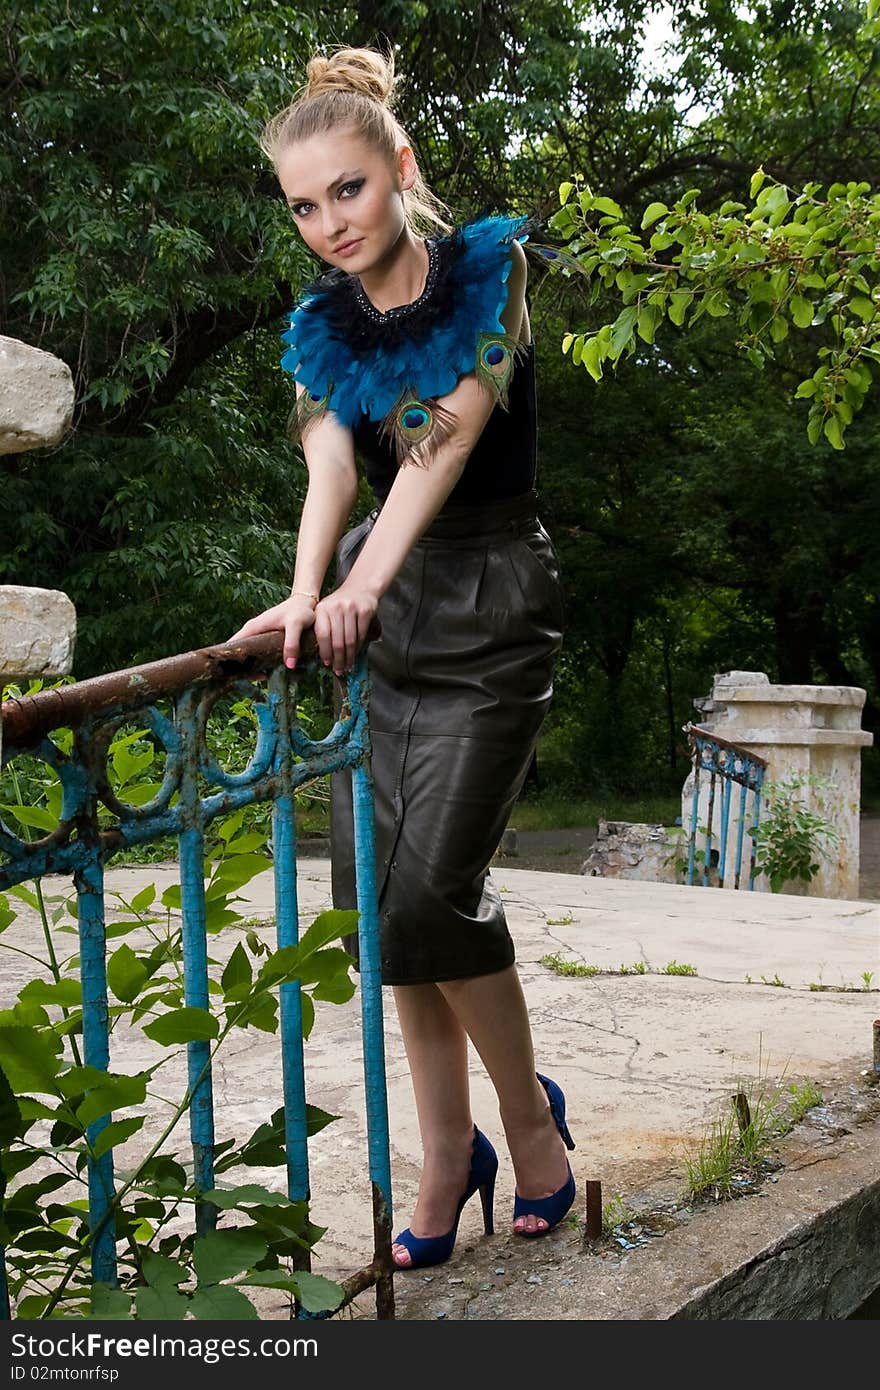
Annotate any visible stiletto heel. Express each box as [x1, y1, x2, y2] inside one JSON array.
[[512, 1072, 576, 1238], [393, 1126, 498, 1270]]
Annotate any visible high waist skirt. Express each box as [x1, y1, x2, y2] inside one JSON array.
[[330, 488, 565, 986]]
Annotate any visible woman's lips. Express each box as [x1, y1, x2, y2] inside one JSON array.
[[335, 239, 363, 257]]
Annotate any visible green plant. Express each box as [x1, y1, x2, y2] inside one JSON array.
[[539, 954, 599, 978], [863, 971, 875, 991], [663, 960, 697, 977], [782, 1080, 824, 1128], [545, 912, 574, 927], [752, 774, 841, 893], [683, 1040, 793, 1200], [761, 973, 787, 988], [601, 1192, 635, 1234], [0, 800, 355, 1319]]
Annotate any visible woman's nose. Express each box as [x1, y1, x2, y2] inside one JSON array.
[[321, 204, 347, 238]]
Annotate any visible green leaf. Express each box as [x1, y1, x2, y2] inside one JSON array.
[[823, 416, 845, 451], [130, 884, 157, 912], [142, 1250, 190, 1288], [794, 379, 817, 399], [136, 1285, 190, 1319], [73, 1071, 148, 1126], [640, 201, 667, 229], [0, 1065, 23, 1148], [92, 1115, 145, 1159], [850, 296, 875, 322], [749, 170, 766, 199], [90, 1284, 131, 1319], [189, 1284, 258, 1320], [300, 992, 315, 1041], [561, 333, 574, 354], [582, 336, 603, 382], [221, 942, 252, 995], [294, 1271, 345, 1314], [161, 884, 182, 910], [206, 854, 271, 900], [667, 289, 692, 327], [609, 306, 638, 359], [143, 1007, 219, 1045], [19, 979, 81, 1007], [636, 304, 661, 344], [0, 1025, 62, 1094], [203, 1184, 289, 1208], [0, 805, 59, 831], [107, 944, 151, 1002], [558, 181, 573, 205], [193, 1227, 268, 1284], [790, 295, 814, 328]]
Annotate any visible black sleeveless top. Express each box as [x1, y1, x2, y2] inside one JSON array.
[[352, 338, 537, 504]]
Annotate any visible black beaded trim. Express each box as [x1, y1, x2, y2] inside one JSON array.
[[350, 239, 441, 322], [298, 231, 462, 354]]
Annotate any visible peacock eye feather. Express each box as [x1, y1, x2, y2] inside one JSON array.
[[474, 331, 527, 409]]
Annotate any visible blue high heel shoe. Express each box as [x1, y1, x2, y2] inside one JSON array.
[[392, 1125, 498, 1270], [512, 1072, 576, 1237]]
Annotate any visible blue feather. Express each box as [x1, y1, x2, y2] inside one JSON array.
[[280, 214, 530, 429]]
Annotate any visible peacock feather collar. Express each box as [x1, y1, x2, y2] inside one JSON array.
[[280, 213, 532, 465]]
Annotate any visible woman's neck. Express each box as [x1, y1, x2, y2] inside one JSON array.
[[355, 230, 430, 314]]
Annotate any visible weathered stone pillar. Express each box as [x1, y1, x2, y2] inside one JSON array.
[[1, 337, 77, 759], [683, 670, 874, 899]]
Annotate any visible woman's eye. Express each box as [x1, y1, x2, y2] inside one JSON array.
[[290, 182, 362, 218]]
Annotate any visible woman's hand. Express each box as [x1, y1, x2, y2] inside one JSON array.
[[228, 594, 318, 669], [313, 581, 378, 675]]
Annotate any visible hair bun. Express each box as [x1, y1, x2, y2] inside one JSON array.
[[304, 46, 396, 106]]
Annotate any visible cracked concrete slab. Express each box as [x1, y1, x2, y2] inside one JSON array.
[[2, 862, 878, 1319]]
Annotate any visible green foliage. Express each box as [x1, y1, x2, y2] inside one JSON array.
[[753, 774, 841, 892], [0, 796, 355, 1319], [549, 173, 880, 448]]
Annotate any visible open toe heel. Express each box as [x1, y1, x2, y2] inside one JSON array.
[[393, 1125, 498, 1271], [512, 1072, 576, 1238]]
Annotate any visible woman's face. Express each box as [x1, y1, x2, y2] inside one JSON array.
[[277, 127, 414, 270]]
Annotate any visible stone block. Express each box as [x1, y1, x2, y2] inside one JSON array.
[[0, 585, 76, 680], [582, 820, 684, 883], [0, 335, 74, 454]]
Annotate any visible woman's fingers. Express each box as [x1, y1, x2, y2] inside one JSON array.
[[313, 591, 376, 673]]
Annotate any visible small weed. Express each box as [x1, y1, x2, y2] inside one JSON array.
[[782, 1079, 823, 1128], [540, 953, 600, 978], [663, 960, 697, 976], [682, 1038, 794, 1201], [745, 974, 753, 984], [545, 911, 575, 927], [601, 1193, 636, 1234], [618, 960, 648, 975], [863, 970, 875, 991], [760, 973, 787, 988]]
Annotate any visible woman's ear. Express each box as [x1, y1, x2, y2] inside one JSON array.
[[396, 144, 418, 192]]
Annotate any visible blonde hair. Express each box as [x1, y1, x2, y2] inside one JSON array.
[[260, 45, 454, 237]]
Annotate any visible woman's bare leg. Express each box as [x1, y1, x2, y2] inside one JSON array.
[[393, 967, 571, 1243], [390, 982, 475, 1268], [438, 966, 570, 1234]]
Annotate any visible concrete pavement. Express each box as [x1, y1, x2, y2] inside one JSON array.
[[3, 863, 878, 1318]]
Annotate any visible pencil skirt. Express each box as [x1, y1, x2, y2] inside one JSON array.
[[329, 488, 565, 986]]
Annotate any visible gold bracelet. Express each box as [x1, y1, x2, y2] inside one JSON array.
[[291, 588, 319, 606]]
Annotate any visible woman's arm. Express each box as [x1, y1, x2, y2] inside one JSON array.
[[315, 237, 529, 674], [228, 392, 359, 666]]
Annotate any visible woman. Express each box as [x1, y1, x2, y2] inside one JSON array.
[[231, 45, 575, 1270]]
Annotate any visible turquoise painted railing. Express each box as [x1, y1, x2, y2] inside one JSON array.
[[0, 633, 393, 1319], [684, 723, 767, 890]]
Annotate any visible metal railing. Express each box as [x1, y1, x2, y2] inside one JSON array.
[[684, 723, 767, 890], [0, 633, 394, 1319]]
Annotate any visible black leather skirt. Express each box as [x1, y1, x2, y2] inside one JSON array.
[[330, 488, 565, 986]]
